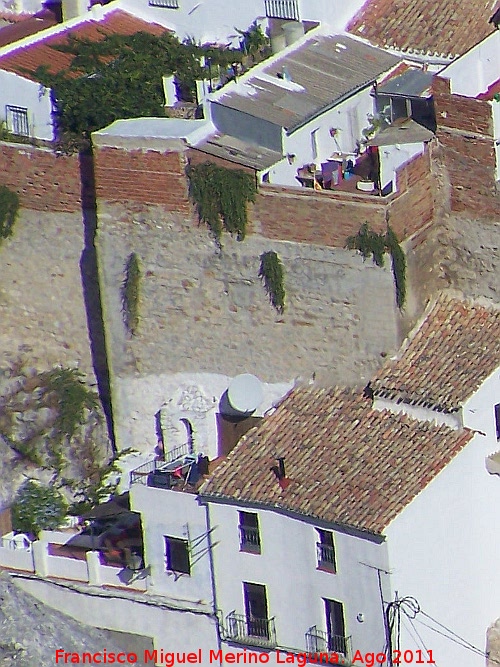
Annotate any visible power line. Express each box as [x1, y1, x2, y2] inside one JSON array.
[[385, 594, 499, 667]]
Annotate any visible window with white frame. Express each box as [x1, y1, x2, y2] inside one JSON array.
[[5, 105, 29, 137], [495, 403, 500, 441]]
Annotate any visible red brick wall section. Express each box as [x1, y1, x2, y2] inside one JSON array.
[[253, 151, 434, 247], [436, 130, 498, 216], [0, 142, 82, 212], [389, 149, 434, 237], [433, 76, 493, 137], [94, 146, 192, 214]]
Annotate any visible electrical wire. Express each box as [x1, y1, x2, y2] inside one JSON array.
[[385, 594, 500, 667]]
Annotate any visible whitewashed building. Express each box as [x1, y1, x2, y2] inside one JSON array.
[[439, 30, 500, 181], [0, 7, 168, 142], [370, 292, 500, 667]]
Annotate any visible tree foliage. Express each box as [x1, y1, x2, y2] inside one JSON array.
[[31, 31, 202, 149], [30, 29, 252, 151], [11, 481, 68, 536]]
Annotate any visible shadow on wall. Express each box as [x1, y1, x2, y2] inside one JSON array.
[[79, 149, 116, 453]]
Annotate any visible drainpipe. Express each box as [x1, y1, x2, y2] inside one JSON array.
[[203, 501, 223, 666]]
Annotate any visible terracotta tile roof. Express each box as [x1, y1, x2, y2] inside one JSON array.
[[0, 10, 167, 81], [0, 9, 58, 49], [201, 386, 473, 535], [347, 0, 495, 58], [371, 293, 500, 412]]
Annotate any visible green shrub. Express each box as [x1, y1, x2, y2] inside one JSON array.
[[11, 481, 67, 536]]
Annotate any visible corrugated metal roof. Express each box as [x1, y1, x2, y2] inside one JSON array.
[[377, 68, 434, 98], [215, 34, 400, 132], [194, 132, 282, 171], [367, 118, 434, 146], [0, 10, 167, 81]]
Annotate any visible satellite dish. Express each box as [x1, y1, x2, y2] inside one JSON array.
[[227, 374, 263, 415]]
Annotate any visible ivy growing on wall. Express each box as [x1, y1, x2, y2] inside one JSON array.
[[0, 185, 19, 243], [346, 223, 407, 309], [29, 27, 258, 152], [122, 253, 141, 335], [187, 162, 256, 244], [39, 367, 100, 471], [259, 251, 286, 314]]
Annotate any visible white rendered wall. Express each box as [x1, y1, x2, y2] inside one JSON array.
[[207, 501, 390, 656], [114, 372, 292, 457], [378, 142, 425, 192], [131, 483, 215, 605], [385, 371, 500, 667], [115, 0, 267, 46], [442, 31, 500, 98], [267, 87, 374, 186], [0, 71, 53, 141], [14, 574, 218, 656], [297, 0, 366, 31]]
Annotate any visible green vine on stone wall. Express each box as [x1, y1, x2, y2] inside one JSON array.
[[0, 185, 19, 243], [259, 251, 286, 314], [122, 253, 141, 335], [385, 225, 406, 310], [39, 367, 99, 472], [187, 162, 256, 244], [346, 223, 407, 309]]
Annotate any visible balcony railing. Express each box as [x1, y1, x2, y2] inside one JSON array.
[[223, 611, 277, 647], [264, 0, 299, 20], [305, 626, 351, 658], [316, 542, 336, 571], [239, 526, 261, 553], [130, 443, 191, 486]]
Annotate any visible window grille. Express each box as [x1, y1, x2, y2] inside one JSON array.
[[148, 0, 179, 8], [5, 105, 29, 137]]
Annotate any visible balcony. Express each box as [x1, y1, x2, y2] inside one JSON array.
[[264, 0, 299, 20], [130, 443, 191, 486], [305, 626, 351, 658], [239, 526, 261, 553], [222, 611, 277, 648], [316, 542, 336, 572]]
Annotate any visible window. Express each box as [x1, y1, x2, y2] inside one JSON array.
[[311, 128, 319, 161], [495, 403, 500, 441], [244, 582, 270, 639], [164, 536, 190, 574], [316, 529, 336, 572], [5, 105, 29, 137], [239, 512, 261, 553], [324, 598, 347, 654]]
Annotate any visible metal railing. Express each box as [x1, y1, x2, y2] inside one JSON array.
[[223, 612, 277, 647], [305, 626, 351, 657], [316, 542, 336, 570], [264, 0, 299, 20], [239, 526, 261, 552], [129, 443, 191, 486]]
